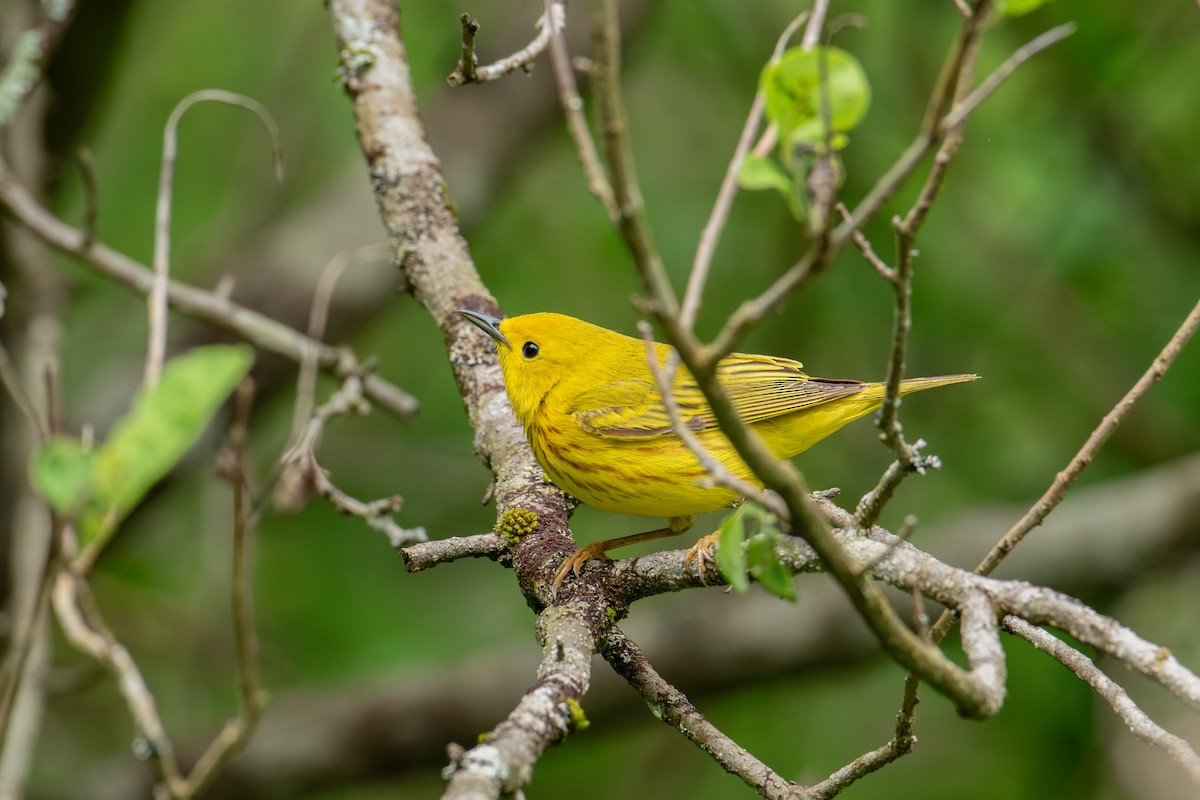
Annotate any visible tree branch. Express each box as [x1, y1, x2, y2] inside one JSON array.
[[0, 161, 419, 420], [1003, 616, 1200, 782], [446, 2, 566, 87]]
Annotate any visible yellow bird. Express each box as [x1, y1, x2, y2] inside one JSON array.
[[460, 310, 975, 588]]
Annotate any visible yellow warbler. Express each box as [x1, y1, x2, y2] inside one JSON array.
[[460, 310, 975, 587]]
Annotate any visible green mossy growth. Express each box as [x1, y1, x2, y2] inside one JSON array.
[[565, 698, 589, 731], [496, 507, 540, 544]]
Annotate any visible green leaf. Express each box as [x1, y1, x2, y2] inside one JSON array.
[[28, 436, 95, 515], [747, 529, 796, 602], [761, 46, 871, 146], [737, 154, 794, 194], [716, 508, 749, 593], [737, 154, 809, 222], [1000, 0, 1050, 16], [79, 344, 254, 552]]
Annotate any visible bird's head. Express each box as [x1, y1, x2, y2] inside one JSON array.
[[459, 309, 608, 425]]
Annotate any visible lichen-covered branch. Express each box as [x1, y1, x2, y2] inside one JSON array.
[[443, 601, 594, 798]]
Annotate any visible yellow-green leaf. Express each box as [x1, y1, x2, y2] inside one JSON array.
[[761, 46, 871, 146], [747, 529, 796, 602], [717, 508, 749, 592], [78, 344, 254, 552], [29, 436, 95, 515], [1000, 0, 1050, 17]]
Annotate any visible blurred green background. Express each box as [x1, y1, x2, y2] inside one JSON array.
[[3, 0, 1199, 798]]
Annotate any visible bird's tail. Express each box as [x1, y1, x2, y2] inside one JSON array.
[[896, 373, 980, 396]]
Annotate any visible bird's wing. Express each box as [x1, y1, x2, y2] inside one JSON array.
[[569, 375, 705, 438], [569, 353, 868, 439]]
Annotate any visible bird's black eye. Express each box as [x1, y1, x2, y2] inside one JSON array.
[[521, 341, 540, 359]]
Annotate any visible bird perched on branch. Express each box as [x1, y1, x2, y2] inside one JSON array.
[[460, 309, 975, 589]]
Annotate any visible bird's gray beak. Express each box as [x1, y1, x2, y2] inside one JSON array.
[[458, 308, 511, 349]]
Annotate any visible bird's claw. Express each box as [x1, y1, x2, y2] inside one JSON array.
[[552, 543, 610, 592], [682, 532, 720, 585]]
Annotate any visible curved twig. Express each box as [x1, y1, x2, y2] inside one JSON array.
[[148, 89, 283, 386]]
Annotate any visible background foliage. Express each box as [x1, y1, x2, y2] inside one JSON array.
[[4, 1, 1199, 797]]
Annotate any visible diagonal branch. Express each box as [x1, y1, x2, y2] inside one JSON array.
[[969, 294, 1200, 581], [0, 161, 419, 420], [443, 601, 594, 798], [1002, 616, 1200, 782], [600, 628, 805, 799]]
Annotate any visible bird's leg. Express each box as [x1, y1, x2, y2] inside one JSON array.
[[552, 515, 694, 590]]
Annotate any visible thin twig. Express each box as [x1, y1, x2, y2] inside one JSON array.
[[290, 251, 351, 440], [680, 11, 808, 330], [173, 379, 267, 798], [637, 323, 776, 510], [942, 23, 1078, 130], [591, 0, 677, 316], [447, 2, 566, 86], [851, 16, 982, 531], [228, 379, 265, 724], [52, 567, 185, 794], [704, 3, 1010, 363], [600, 628, 806, 799], [837, 203, 894, 282], [969, 295, 1200, 580], [276, 374, 427, 547], [0, 162, 419, 420], [74, 148, 99, 248], [800, 0, 832, 50], [543, 0, 618, 220], [808, 734, 912, 799], [447, 13, 480, 86], [1003, 616, 1200, 783], [147, 89, 283, 387], [0, 341, 46, 441]]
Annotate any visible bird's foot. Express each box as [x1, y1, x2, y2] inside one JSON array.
[[552, 543, 611, 591], [683, 531, 721, 585]]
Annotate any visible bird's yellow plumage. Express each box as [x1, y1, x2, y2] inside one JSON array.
[[461, 310, 975, 586]]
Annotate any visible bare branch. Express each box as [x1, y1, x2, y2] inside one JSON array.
[[0, 162, 418, 420], [681, 11, 808, 330], [543, 0, 618, 219], [52, 567, 185, 794], [148, 89, 283, 387], [276, 374, 427, 546], [447, 3, 565, 87], [1003, 616, 1200, 783], [227, 380, 266, 723], [442, 601, 594, 798], [591, 0, 677, 315], [329, 0, 574, 589], [971, 295, 1200, 579], [942, 24, 1078, 130], [401, 533, 509, 571], [800, 0, 832, 50], [600, 629, 806, 799]]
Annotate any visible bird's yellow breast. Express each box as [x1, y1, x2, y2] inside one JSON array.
[[525, 410, 746, 518]]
